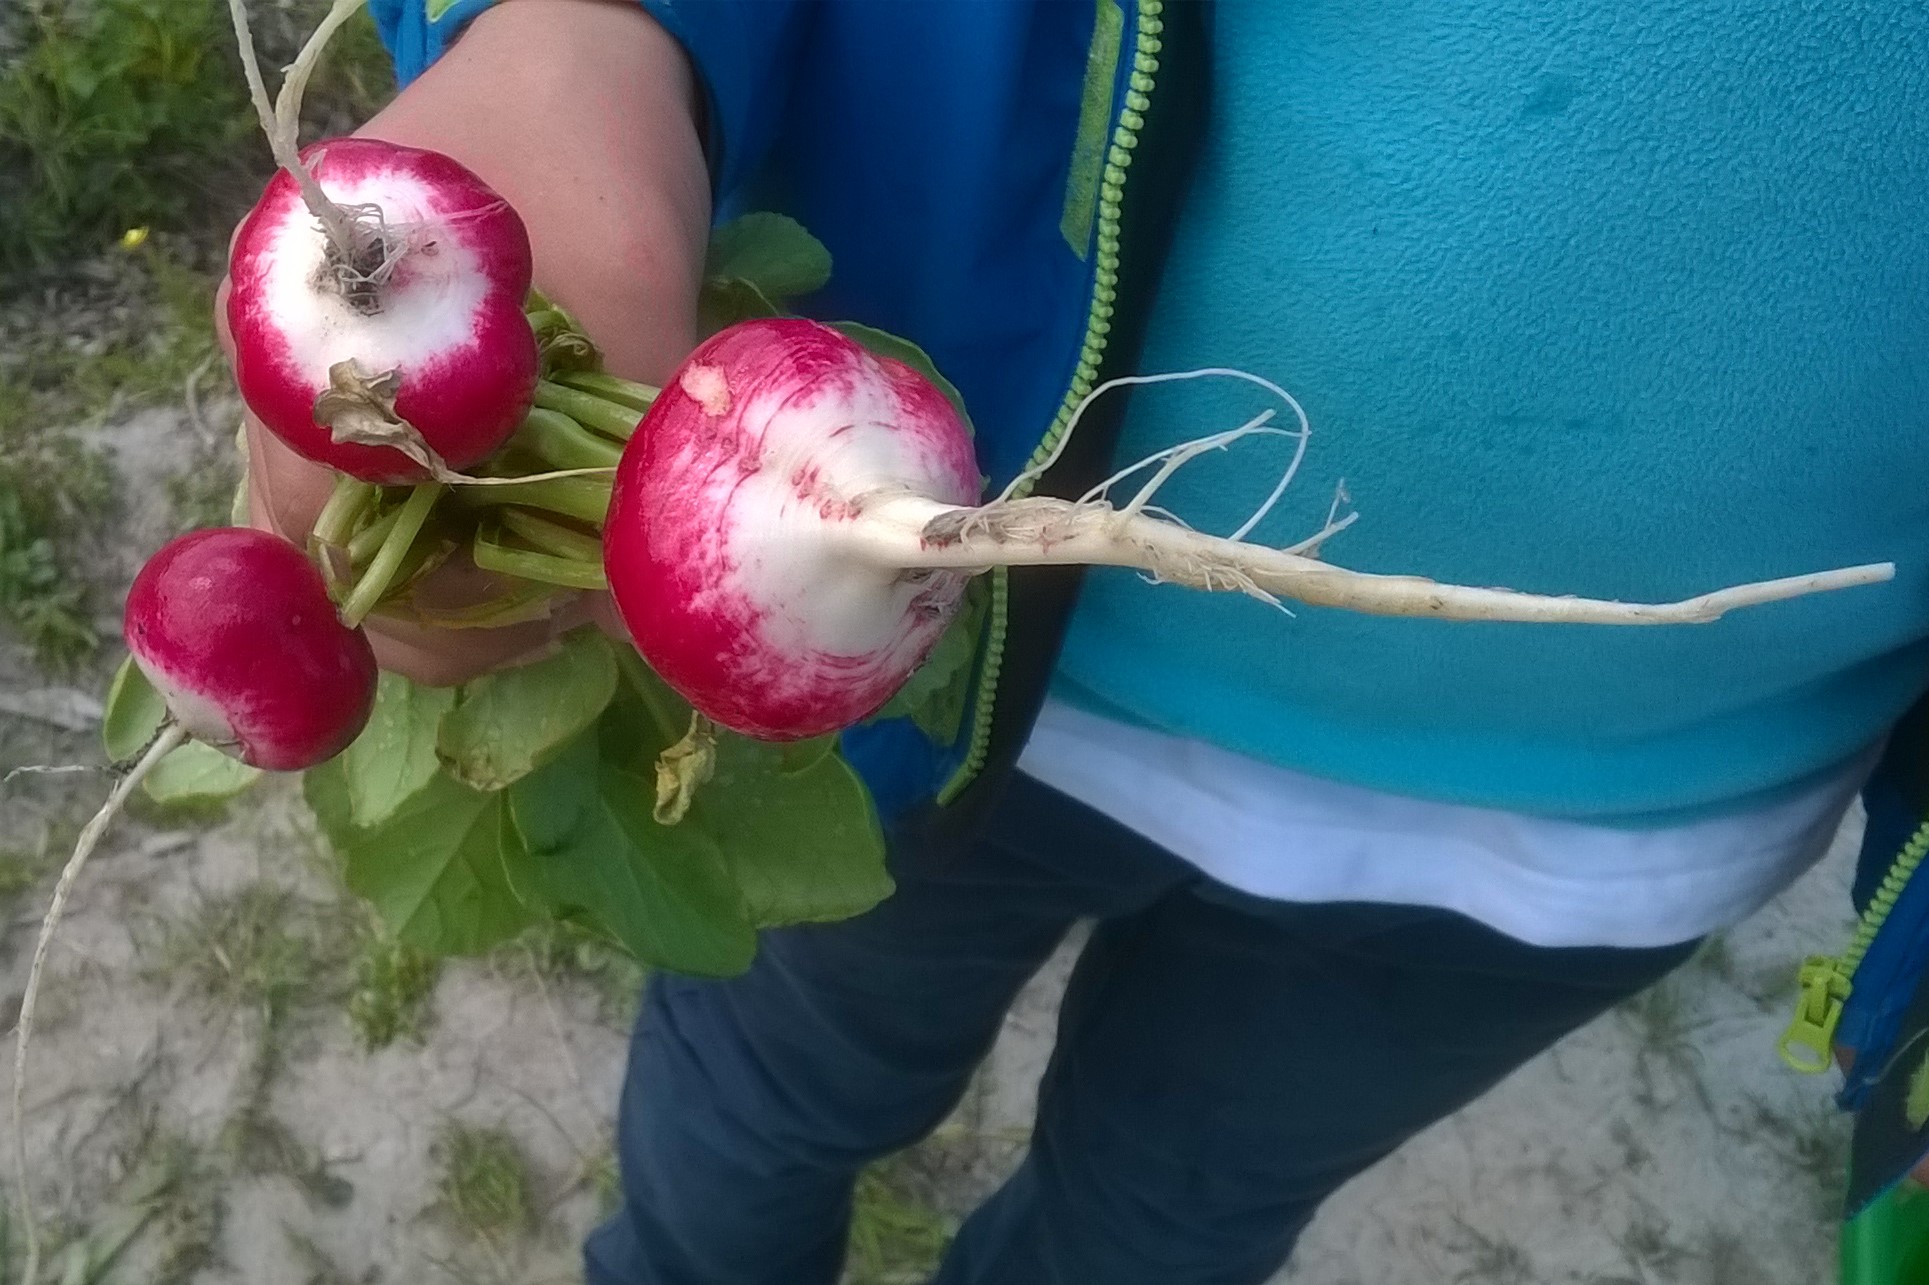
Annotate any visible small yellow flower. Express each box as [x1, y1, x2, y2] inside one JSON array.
[[119, 226, 150, 250]]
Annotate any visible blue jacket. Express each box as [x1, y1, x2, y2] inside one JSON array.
[[373, 0, 1200, 832]]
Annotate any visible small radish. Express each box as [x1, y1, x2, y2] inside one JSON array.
[[125, 527, 379, 770], [13, 528, 377, 1284], [221, 0, 538, 484], [605, 317, 1896, 742]]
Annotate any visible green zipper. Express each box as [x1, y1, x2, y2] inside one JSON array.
[[935, 0, 1166, 806], [1779, 817, 1929, 1074]]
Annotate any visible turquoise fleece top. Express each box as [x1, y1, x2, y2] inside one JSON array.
[[1052, 0, 1929, 821]]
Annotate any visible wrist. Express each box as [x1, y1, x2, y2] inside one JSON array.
[[357, 0, 709, 382]]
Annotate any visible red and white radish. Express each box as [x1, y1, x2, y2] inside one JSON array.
[[125, 527, 380, 770], [226, 136, 539, 483], [606, 318, 1896, 742], [13, 528, 378, 1285], [607, 319, 980, 739], [221, 0, 537, 485]]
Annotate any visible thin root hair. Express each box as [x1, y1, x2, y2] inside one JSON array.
[[994, 366, 1313, 505]]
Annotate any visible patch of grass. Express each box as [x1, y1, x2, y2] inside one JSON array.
[[63, 249, 222, 410], [844, 1162, 953, 1285], [515, 919, 649, 1027], [0, 407, 112, 670], [139, 1137, 226, 1285], [434, 1122, 538, 1243], [0, 0, 252, 277], [149, 886, 362, 1215], [347, 925, 440, 1051], [228, 1112, 354, 1209], [591, 1148, 622, 1219], [0, 486, 98, 669], [11, 1134, 226, 1285], [0, 843, 55, 914], [0, 0, 395, 281], [0, 245, 222, 672], [154, 883, 334, 1019]]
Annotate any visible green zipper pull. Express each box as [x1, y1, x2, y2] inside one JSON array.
[[1775, 818, 1929, 1076], [1780, 955, 1851, 1074]]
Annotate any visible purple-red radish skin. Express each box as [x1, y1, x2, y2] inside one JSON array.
[[227, 137, 538, 484], [606, 319, 981, 741], [124, 529, 378, 771]]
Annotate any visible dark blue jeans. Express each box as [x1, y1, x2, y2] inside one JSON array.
[[584, 773, 1696, 1285]]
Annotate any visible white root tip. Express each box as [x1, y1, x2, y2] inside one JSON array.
[[11, 723, 189, 1285]]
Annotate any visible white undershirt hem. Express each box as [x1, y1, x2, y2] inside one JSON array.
[[1015, 699, 1871, 949]]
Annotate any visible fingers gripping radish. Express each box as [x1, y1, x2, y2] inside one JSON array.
[[12, 529, 376, 1285], [606, 318, 1896, 742], [222, 0, 538, 484]]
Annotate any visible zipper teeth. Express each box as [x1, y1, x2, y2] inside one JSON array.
[[1839, 817, 1929, 979], [936, 0, 1164, 805]]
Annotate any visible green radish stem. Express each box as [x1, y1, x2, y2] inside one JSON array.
[[473, 522, 609, 590], [313, 473, 380, 550], [340, 483, 443, 626], [510, 407, 623, 470], [344, 505, 404, 564], [402, 580, 568, 630], [452, 473, 612, 526], [534, 380, 649, 439], [379, 521, 457, 603], [498, 508, 604, 561], [13, 722, 190, 1285], [554, 370, 661, 414]]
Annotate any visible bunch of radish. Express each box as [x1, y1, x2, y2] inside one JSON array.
[[8, 1, 1897, 1278]]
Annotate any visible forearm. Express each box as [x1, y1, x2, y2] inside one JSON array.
[[362, 0, 710, 382], [237, 0, 708, 682]]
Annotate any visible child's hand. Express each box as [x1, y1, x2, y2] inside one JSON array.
[[216, 0, 708, 686]]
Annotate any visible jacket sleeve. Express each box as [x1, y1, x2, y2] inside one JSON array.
[[367, 0, 814, 197]]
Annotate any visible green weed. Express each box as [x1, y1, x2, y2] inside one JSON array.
[[154, 883, 333, 1019], [347, 926, 440, 1051], [0, 0, 394, 279], [844, 1162, 953, 1285], [0, 407, 110, 670], [515, 919, 649, 1027], [0, 844, 55, 919], [0, 0, 253, 276], [434, 1122, 537, 1242]]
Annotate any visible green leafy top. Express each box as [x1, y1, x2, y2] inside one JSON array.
[[297, 630, 893, 973], [92, 210, 988, 979]]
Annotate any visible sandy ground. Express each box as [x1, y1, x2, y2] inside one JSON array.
[[0, 401, 1861, 1285]]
